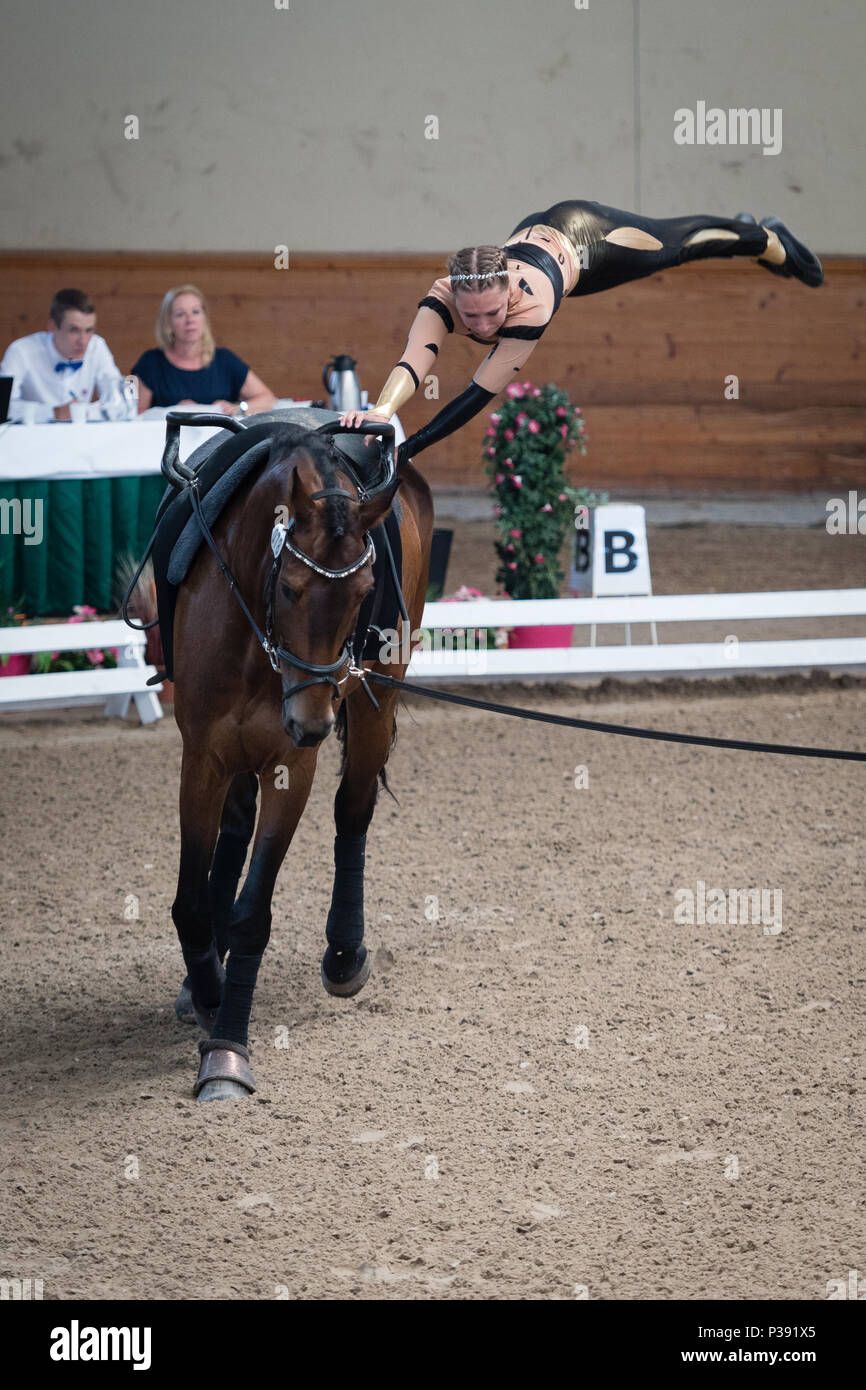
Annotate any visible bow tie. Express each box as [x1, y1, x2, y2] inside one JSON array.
[[54, 360, 84, 373]]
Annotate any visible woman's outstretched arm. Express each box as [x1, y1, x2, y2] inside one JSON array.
[[341, 299, 452, 429], [402, 316, 547, 457]]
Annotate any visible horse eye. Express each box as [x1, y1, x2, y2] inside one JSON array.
[[280, 582, 297, 602]]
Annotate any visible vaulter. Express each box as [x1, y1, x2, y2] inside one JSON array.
[[341, 199, 822, 459]]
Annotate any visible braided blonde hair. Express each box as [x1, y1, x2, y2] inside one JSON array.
[[448, 246, 509, 294]]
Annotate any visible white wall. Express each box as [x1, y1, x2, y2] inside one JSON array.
[[2, 0, 861, 252]]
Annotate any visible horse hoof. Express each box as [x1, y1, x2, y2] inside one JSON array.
[[180, 959, 226, 1030], [196, 1079, 251, 1103], [194, 1039, 256, 1101], [174, 977, 195, 1024], [321, 945, 372, 997], [192, 999, 220, 1032]]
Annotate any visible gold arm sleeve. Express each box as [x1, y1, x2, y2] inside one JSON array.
[[373, 365, 417, 418]]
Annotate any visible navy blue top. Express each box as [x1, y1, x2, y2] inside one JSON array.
[[130, 347, 249, 407]]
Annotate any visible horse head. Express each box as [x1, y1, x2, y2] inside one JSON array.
[[270, 437, 399, 747]]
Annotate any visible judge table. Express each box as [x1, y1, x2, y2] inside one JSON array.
[[0, 404, 317, 615]]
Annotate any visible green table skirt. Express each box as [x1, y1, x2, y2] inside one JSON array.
[[0, 475, 166, 616]]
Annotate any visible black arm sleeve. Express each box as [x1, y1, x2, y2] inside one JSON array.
[[402, 381, 495, 459]]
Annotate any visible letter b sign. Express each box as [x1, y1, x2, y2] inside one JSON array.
[[604, 530, 638, 575]]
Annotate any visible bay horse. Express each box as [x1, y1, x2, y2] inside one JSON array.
[[167, 416, 432, 1101]]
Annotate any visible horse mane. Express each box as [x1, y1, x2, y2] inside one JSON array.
[[268, 425, 351, 539]]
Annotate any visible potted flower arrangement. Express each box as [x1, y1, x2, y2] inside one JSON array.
[[0, 605, 31, 677], [482, 381, 606, 648], [422, 584, 508, 651]]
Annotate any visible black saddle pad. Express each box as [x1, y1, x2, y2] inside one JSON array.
[[150, 413, 403, 680]]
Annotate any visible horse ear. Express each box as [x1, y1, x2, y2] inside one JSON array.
[[288, 457, 318, 520], [359, 475, 403, 532]]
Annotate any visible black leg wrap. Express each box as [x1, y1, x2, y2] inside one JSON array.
[[211, 952, 262, 1047], [208, 834, 249, 963], [326, 833, 367, 950], [181, 942, 223, 1010]]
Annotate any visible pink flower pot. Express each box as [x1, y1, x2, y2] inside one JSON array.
[[0, 653, 31, 677], [507, 625, 573, 650]]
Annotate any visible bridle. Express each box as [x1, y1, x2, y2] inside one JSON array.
[[137, 412, 399, 711], [264, 485, 378, 703]]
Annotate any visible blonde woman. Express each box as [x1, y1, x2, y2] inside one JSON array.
[[132, 284, 275, 414], [341, 200, 822, 459]]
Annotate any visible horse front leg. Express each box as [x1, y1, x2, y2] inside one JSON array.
[[171, 751, 231, 1036], [174, 770, 258, 1023], [321, 684, 401, 997], [196, 758, 316, 1103]]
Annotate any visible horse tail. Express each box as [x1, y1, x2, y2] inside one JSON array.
[[378, 711, 399, 805]]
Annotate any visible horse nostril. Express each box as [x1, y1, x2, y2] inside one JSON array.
[[285, 714, 334, 747]]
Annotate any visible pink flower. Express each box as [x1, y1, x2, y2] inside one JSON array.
[[556, 406, 567, 418], [541, 502, 553, 512], [560, 424, 569, 437], [495, 472, 504, 484], [493, 505, 502, 517], [503, 457, 514, 469], [533, 553, 546, 564], [507, 561, 518, 571], [86, 649, 104, 665], [528, 420, 540, 434], [558, 492, 568, 501], [574, 407, 582, 415], [485, 426, 496, 437], [511, 476, 522, 489], [445, 585, 484, 602], [506, 384, 524, 399], [509, 528, 522, 538], [515, 413, 528, 427], [490, 412, 501, 423], [522, 381, 533, 391], [484, 446, 495, 457], [504, 429, 514, 442], [505, 543, 515, 553], [532, 388, 541, 397]]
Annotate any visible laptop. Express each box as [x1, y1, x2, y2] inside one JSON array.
[[0, 377, 12, 423]]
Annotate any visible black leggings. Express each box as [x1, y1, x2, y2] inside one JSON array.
[[511, 199, 769, 297]]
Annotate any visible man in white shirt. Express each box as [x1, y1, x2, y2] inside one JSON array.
[[1, 288, 123, 422]]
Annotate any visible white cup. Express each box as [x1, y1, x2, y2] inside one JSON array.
[[69, 401, 89, 423], [15, 400, 40, 424]]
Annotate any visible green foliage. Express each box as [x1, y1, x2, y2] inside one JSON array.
[[482, 381, 606, 599]]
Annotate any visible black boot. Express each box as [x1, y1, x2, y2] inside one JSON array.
[[758, 216, 823, 287]]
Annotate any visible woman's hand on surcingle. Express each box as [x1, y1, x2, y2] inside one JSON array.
[[339, 408, 392, 446]]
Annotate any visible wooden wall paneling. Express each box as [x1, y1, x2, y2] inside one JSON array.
[[1, 253, 863, 490]]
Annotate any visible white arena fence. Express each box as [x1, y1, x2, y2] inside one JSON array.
[[2, 591, 864, 722], [0, 622, 162, 723], [407, 590, 866, 680]]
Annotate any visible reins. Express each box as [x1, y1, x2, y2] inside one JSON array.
[[363, 672, 866, 763]]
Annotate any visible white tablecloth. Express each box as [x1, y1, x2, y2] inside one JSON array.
[[0, 402, 405, 482]]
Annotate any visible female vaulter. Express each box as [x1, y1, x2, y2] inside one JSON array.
[[340, 200, 822, 457]]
